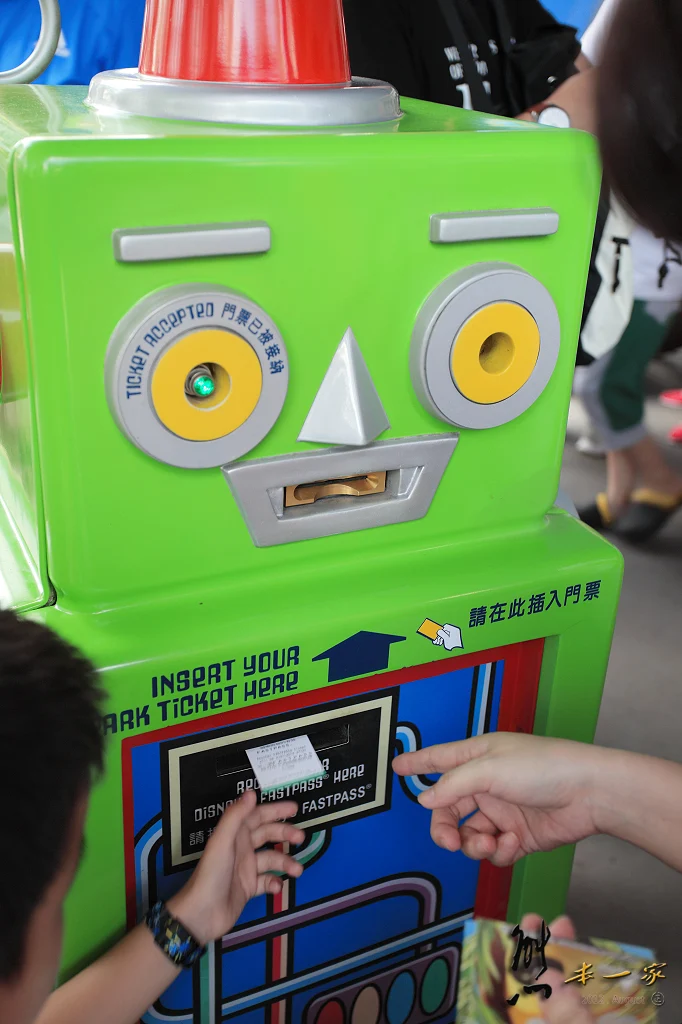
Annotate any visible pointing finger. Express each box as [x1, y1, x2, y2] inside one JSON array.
[[417, 758, 496, 809], [393, 736, 490, 779]]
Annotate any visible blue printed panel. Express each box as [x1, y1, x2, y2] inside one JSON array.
[[126, 660, 505, 1024]]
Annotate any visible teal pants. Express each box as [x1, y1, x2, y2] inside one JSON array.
[[574, 301, 676, 451]]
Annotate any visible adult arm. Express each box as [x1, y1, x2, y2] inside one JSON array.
[[511, 0, 596, 131], [393, 732, 682, 873], [528, 65, 597, 133], [529, 0, 620, 132]]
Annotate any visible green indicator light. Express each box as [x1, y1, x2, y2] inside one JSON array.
[[192, 375, 215, 398]]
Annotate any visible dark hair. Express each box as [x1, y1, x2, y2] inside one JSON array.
[[598, 0, 682, 243], [0, 610, 104, 979]]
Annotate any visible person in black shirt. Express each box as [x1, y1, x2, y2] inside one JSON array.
[[343, 0, 592, 120], [344, 0, 640, 537]]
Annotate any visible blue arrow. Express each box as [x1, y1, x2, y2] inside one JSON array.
[[313, 631, 407, 683]]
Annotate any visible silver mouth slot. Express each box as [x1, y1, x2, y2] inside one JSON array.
[[222, 434, 458, 547]]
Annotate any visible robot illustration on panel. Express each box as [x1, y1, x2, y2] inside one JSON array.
[[126, 657, 516, 1024]]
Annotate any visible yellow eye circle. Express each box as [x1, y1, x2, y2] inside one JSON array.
[[151, 328, 262, 441], [450, 302, 540, 404]]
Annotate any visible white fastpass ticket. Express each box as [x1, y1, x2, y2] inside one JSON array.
[[246, 735, 325, 794]]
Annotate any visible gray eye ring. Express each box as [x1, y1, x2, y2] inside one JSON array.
[[104, 284, 288, 469], [410, 262, 561, 429]]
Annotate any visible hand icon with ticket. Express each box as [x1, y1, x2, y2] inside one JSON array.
[[434, 624, 463, 651]]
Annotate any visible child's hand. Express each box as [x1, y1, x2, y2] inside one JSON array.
[[393, 732, 608, 866], [167, 791, 304, 944]]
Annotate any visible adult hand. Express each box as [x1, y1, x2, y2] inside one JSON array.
[[393, 733, 606, 866], [168, 791, 304, 943], [519, 914, 593, 1024]]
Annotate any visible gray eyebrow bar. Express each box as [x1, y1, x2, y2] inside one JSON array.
[[112, 221, 271, 263], [430, 208, 559, 243]]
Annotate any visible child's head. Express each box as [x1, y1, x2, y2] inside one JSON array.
[[598, 0, 682, 242], [0, 610, 103, 1024]]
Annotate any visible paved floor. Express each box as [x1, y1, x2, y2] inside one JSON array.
[[560, 353, 682, 1023]]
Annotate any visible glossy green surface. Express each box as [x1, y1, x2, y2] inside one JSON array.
[[0, 83, 621, 973]]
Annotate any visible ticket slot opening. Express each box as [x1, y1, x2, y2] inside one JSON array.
[[215, 722, 351, 778], [284, 471, 387, 508], [163, 691, 396, 871]]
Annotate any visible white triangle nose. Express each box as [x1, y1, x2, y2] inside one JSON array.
[[298, 328, 390, 447]]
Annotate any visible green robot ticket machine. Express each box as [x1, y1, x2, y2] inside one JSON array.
[[0, 1, 621, 1020]]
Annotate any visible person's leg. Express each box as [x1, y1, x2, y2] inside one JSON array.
[[573, 190, 633, 471], [574, 347, 639, 525], [601, 302, 682, 496], [590, 436, 682, 528], [576, 301, 681, 532], [572, 365, 606, 458], [605, 447, 637, 518], [599, 302, 682, 538], [611, 434, 682, 541], [631, 434, 682, 494]]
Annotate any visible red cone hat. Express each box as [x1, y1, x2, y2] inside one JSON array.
[[88, 0, 399, 126], [139, 0, 351, 86]]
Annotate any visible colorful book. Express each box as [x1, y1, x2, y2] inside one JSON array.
[[457, 918, 662, 1022]]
